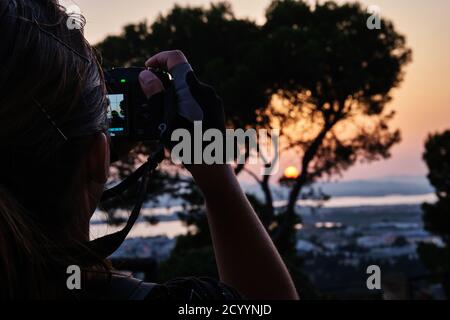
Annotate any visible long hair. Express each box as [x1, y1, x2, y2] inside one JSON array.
[[0, 0, 109, 299]]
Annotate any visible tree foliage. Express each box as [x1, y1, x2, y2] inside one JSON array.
[[418, 130, 450, 297]]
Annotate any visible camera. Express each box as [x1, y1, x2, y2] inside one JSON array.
[[104, 67, 172, 141]]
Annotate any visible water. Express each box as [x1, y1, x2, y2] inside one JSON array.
[[90, 193, 437, 240], [285, 193, 436, 208]]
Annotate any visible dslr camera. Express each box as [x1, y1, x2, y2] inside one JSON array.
[[104, 67, 172, 141]]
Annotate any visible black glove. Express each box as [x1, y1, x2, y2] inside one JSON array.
[[160, 63, 227, 165]]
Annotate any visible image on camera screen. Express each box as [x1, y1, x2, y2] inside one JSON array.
[[107, 94, 126, 136]]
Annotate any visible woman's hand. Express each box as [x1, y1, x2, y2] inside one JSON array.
[[145, 50, 189, 72], [138, 50, 189, 100], [139, 50, 226, 174]]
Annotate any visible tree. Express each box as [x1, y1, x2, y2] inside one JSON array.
[[418, 130, 450, 297], [95, 0, 411, 254], [233, 0, 411, 251]]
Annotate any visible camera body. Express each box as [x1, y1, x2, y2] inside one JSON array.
[[104, 67, 171, 141]]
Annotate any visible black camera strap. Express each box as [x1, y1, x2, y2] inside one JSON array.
[[86, 144, 165, 262]]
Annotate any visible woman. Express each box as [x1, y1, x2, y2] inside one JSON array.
[[0, 0, 298, 300]]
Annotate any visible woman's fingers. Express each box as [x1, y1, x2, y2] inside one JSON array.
[[145, 50, 188, 72], [139, 69, 165, 99]]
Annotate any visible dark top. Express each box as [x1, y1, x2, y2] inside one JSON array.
[[147, 277, 242, 301], [105, 274, 242, 300]]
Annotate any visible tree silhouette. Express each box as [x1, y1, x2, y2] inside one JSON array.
[[96, 0, 411, 253], [418, 130, 450, 297], [254, 0, 411, 251]]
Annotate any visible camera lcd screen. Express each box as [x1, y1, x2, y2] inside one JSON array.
[[107, 93, 127, 136]]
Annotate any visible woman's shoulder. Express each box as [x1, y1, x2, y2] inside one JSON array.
[[145, 277, 242, 301]]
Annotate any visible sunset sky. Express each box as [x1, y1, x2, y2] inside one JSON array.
[[63, 0, 450, 181]]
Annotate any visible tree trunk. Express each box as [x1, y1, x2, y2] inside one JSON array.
[[261, 174, 275, 229], [273, 126, 331, 247]]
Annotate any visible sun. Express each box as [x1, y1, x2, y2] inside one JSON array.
[[284, 166, 300, 179]]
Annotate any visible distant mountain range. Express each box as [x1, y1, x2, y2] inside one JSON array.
[[241, 175, 434, 199]]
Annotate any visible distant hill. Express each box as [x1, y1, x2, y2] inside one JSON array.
[[241, 176, 434, 199], [315, 176, 434, 197]]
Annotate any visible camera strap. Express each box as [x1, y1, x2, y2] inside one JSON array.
[[85, 144, 165, 262]]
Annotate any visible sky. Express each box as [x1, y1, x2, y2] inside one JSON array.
[[62, 0, 450, 181]]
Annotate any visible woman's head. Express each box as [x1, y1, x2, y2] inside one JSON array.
[[0, 0, 110, 298]]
